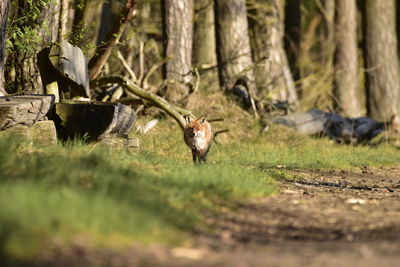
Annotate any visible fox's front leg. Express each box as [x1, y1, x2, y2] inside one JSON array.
[[199, 151, 207, 163], [192, 149, 199, 163]]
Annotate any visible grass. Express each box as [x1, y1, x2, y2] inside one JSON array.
[[0, 133, 276, 263], [1, 101, 400, 263]]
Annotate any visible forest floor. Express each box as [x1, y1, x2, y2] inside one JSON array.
[[38, 165, 400, 267]]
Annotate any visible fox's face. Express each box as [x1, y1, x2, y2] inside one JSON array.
[[183, 116, 212, 163], [185, 117, 207, 138]]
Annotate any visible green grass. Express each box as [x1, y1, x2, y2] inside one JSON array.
[[0, 134, 275, 262], [1, 117, 399, 262]]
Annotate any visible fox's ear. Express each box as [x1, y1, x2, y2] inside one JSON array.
[[199, 117, 207, 124], [184, 115, 193, 125]]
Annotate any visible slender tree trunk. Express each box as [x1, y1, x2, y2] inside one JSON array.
[[284, 0, 300, 83], [333, 0, 361, 117], [248, 0, 298, 104], [364, 0, 400, 123], [70, 0, 88, 45], [162, 0, 194, 89], [58, 0, 69, 43], [214, 0, 255, 93], [70, 0, 104, 51], [318, 0, 335, 66], [0, 0, 9, 95], [193, 0, 217, 69]]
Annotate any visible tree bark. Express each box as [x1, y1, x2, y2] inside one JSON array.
[[88, 0, 136, 80], [214, 0, 255, 92], [284, 0, 301, 83], [318, 0, 335, 65], [364, 0, 400, 123], [5, 1, 60, 95], [58, 0, 69, 43], [248, 0, 298, 104], [0, 0, 9, 96], [334, 0, 361, 117], [193, 0, 217, 69], [162, 0, 194, 91]]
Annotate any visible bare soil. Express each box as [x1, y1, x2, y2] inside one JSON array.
[[33, 166, 400, 267]]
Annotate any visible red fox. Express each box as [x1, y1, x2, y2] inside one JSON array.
[[183, 116, 213, 163]]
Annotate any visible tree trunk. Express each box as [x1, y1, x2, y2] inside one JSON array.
[[318, 0, 335, 65], [70, 0, 104, 51], [58, 0, 69, 43], [162, 0, 194, 99], [193, 0, 217, 69], [214, 0, 255, 94], [248, 0, 298, 104], [0, 0, 9, 96], [364, 0, 400, 123], [5, 1, 60, 95], [333, 0, 361, 117], [284, 0, 301, 84]]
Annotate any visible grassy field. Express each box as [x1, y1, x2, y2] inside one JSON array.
[[1, 97, 400, 262]]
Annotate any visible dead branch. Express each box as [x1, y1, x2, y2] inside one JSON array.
[[137, 40, 145, 83], [192, 67, 200, 93], [208, 118, 224, 122], [214, 129, 229, 137], [88, 0, 136, 80], [91, 76, 187, 129], [142, 58, 169, 89], [117, 50, 138, 82]]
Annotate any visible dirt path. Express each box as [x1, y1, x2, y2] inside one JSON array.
[[37, 166, 400, 267], [188, 166, 400, 266]]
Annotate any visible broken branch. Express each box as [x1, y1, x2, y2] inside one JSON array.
[[91, 76, 187, 129], [88, 0, 136, 80]]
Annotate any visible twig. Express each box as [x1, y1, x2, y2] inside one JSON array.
[[142, 58, 169, 89], [137, 40, 145, 83], [192, 67, 200, 93], [214, 129, 229, 137], [117, 50, 138, 82], [208, 118, 224, 122]]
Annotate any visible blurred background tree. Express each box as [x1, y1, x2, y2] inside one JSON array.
[[0, 0, 399, 126]]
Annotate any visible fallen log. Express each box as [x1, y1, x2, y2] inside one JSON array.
[[273, 109, 387, 144], [0, 95, 55, 131]]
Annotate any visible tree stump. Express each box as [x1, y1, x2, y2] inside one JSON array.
[[0, 95, 55, 131], [49, 101, 137, 140], [37, 42, 90, 99]]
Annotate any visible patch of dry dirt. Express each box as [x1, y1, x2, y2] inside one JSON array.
[[26, 166, 400, 267]]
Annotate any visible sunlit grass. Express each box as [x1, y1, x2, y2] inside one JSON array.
[[1, 112, 399, 262], [0, 132, 275, 262]]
